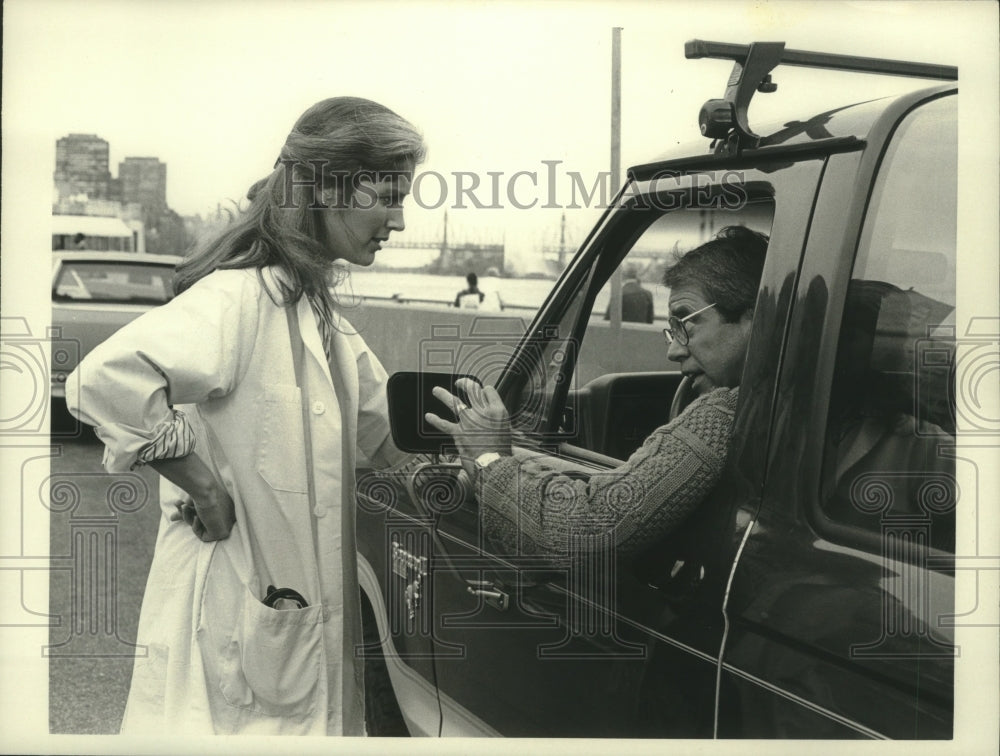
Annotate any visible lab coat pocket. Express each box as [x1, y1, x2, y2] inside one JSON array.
[[220, 584, 325, 716], [256, 383, 308, 493]]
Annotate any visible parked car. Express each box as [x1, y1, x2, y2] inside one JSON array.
[[51, 252, 181, 403], [356, 40, 958, 738]]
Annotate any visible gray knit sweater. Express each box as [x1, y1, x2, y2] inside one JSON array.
[[479, 386, 739, 563]]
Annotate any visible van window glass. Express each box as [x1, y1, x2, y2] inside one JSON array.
[[53, 261, 176, 305], [822, 97, 956, 554], [578, 201, 773, 387], [506, 192, 774, 456]]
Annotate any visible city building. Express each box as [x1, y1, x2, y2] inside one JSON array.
[[119, 157, 167, 214], [53, 134, 115, 201], [52, 135, 187, 255]]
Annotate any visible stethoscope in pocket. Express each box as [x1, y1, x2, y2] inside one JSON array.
[[262, 584, 309, 610]]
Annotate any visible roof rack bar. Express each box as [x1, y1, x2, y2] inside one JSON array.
[[685, 39, 957, 81]]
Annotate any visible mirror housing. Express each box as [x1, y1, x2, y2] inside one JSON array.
[[387, 371, 481, 454]]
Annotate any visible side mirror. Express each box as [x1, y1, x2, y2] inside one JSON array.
[[387, 371, 482, 454]]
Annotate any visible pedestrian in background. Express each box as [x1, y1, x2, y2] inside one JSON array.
[[605, 263, 654, 323], [66, 96, 425, 735], [454, 271, 485, 308]]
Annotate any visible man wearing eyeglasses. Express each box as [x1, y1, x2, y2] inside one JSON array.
[[427, 226, 768, 562], [662, 228, 764, 398]]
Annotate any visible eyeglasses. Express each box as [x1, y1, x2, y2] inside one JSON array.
[[663, 302, 717, 346]]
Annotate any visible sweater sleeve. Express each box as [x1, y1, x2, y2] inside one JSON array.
[[479, 386, 738, 563]]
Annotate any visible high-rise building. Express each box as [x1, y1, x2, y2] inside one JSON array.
[[119, 157, 167, 214], [53, 136, 187, 255], [53, 134, 114, 201]]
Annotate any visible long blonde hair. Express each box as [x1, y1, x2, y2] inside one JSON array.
[[174, 97, 426, 316]]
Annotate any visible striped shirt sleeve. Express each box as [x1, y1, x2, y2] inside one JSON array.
[[131, 409, 197, 469]]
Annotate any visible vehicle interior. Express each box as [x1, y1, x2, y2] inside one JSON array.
[[505, 193, 775, 463], [385, 191, 777, 507], [382, 189, 778, 600]]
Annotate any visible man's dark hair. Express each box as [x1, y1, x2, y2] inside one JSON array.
[[466, 272, 478, 287], [663, 225, 769, 322]]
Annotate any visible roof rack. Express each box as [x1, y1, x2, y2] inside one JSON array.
[[685, 39, 958, 155]]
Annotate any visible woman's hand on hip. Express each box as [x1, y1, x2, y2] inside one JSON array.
[[169, 487, 236, 541], [151, 455, 236, 541]]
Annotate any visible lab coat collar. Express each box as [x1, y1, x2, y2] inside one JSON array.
[[259, 266, 334, 386], [295, 296, 334, 386]]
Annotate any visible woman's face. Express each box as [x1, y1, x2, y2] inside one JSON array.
[[666, 284, 753, 394], [322, 173, 411, 266]]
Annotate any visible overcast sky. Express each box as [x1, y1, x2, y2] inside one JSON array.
[[5, 0, 995, 263]]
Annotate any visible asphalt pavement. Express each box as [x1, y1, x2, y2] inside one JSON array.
[[48, 406, 161, 734]]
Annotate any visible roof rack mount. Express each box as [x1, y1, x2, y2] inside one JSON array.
[[686, 39, 957, 155]]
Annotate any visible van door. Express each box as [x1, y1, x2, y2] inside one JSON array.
[[422, 158, 826, 736], [718, 94, 957, 738]]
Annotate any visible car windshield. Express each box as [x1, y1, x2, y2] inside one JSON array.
[[53, 260, 175, 305]]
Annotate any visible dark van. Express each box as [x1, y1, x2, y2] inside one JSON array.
[[356, 40, 959, 738]]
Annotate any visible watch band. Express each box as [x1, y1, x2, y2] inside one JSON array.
[[474, 451, 503, 471]]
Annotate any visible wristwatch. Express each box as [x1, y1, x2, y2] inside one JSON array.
[[474, 451, 504, 474]]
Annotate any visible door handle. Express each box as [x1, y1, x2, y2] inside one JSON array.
[[466, 580, 509, 611], [650, 559, 706, 600]]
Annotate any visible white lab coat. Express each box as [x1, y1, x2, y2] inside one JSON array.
[[66, 266, 405, 735]]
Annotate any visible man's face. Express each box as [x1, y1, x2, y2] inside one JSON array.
[[666, 284, 753, 393]]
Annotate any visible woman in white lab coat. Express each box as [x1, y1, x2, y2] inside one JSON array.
[[66, 97, 425, 735]]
